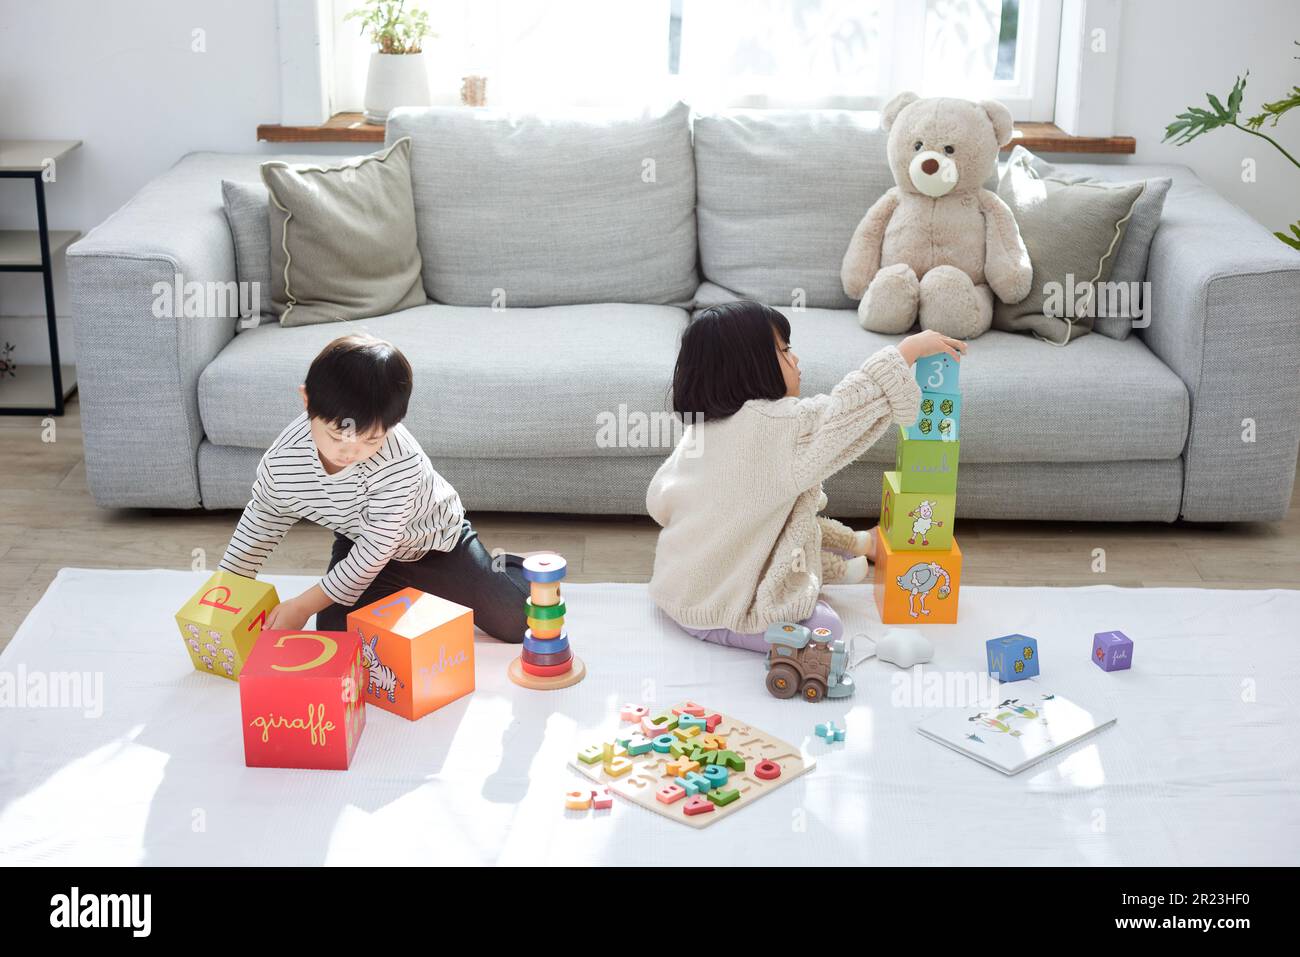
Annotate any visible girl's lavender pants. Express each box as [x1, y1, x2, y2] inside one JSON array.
[[679, 599, 844, 654]]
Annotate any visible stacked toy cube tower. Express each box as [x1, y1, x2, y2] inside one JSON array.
[[507, 552, 587, 690], [873, 354, 964, 624]]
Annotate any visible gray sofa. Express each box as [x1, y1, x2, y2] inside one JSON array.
[[68, 104, 1300, 522]]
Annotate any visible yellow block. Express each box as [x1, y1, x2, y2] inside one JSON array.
[[175, 570, 278, 681]]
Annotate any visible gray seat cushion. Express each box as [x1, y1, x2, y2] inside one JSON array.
[[198, 303, 688, 457], [780, 308, 1189, 463], [386, 103, 698, 309]]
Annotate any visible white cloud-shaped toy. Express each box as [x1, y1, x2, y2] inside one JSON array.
[[872, 628, 934, 669]]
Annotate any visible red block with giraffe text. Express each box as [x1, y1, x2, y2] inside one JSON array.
[[239, 629, 366, 770]]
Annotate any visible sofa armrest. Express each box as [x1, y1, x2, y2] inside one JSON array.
[[68, 154, 245, 508], [1142, 173, 1300, 521]]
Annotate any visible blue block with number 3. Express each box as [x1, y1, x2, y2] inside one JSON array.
[[987, 634, 1040, 682], [915, 354, 960, 393]]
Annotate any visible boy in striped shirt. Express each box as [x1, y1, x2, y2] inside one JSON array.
[[219, 334, 530, 641]]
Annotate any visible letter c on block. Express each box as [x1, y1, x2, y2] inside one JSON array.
[[271, 633, 338, 672]]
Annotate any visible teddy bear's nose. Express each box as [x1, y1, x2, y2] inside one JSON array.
[[921, 158, 940, 175]]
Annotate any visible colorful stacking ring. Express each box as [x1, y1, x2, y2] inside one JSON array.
[[521, 658, 574, 677], [529, 581, 562, 606], [522, 648, 573, 667], [527, 619, 564, 638], [523, 631, 569, 655], [524, 600, 566, 620], [522, 553, 567, 583]]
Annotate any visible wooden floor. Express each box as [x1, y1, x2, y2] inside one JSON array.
[[2, 396, 1297, 651]]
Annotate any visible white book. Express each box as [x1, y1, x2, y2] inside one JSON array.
[[917, 689, 1116, 775]]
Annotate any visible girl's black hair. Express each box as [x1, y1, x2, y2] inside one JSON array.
[[304, 334, 413, 434], [671, 300, 792, 422]]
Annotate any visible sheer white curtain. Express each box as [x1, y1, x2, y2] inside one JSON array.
[[328, 0, 1058, 118], [331, 0, 672, 112]]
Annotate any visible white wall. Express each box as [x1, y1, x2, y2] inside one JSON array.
[[1066, 0, 1300, 233], [0, 0, 356, 364], [2, 0, 1297, 366]]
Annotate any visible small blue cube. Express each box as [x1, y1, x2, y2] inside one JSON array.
[[1092, 630, 1133, 671], [987, 634, 1040, 682]]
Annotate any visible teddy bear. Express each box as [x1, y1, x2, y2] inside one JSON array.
[[841, 92, 1033, 339]]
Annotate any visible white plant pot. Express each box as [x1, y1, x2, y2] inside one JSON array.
[[363, 51, 431, 124]]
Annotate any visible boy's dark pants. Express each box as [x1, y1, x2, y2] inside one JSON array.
[[315, 520, 530, 643]]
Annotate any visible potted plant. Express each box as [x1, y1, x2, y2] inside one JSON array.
[[345, 0, 436, 124]]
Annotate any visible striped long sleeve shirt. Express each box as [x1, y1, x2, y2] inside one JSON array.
[[219, 413, 465, 606]]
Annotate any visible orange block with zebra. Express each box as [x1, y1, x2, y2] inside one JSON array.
[[346, 587, 475, 720]]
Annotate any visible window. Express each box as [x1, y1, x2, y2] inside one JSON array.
[[327, 0, 1061, 119]]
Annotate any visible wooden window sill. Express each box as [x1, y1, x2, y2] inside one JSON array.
[[258, 113, 1135, 154]]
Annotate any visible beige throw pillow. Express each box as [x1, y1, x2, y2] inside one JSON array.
[[262, 137, 426, 327], [993, 148, 1144, 345]]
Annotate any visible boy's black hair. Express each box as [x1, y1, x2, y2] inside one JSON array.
[[671, 300, 793, 422], [304, 334, 413, 434]]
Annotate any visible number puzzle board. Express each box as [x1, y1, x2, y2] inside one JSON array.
[[567, 703, 815, 829]]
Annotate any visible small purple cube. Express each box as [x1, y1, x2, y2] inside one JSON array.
[[1092, 630, 1133, 671]]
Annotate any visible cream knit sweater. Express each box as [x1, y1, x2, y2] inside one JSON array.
[[646, 345, 921, 634]]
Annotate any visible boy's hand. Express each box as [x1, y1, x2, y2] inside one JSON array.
[[264, 585, 332, 631], [898, 330, 967, 366], [264, 598, 312, 631]]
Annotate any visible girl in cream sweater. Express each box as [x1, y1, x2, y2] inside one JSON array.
[[647, 300, 965, 652]]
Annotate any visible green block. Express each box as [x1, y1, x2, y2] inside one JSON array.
[[707, 787, 740, 807], [669, 739, 695, 758], [879, 471, 955, 552], [709, 750, 746, 771], [577, 745, 604, 765], [895, 435, 959, 494]]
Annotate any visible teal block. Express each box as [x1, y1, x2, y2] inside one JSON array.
[[903, 390, 961, 443], [676, 772, 710, 796], [701, 765, 729, 788], [915, 353, 960, 392]]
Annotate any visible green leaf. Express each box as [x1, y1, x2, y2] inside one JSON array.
[[1246, 86, 1300, 129], [1275, 221, 1300, 250], [1165, 74, 1248, 145]]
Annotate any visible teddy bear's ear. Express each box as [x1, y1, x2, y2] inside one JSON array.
[[979, 99, 1015, 147], [881, 91, 919, 132]]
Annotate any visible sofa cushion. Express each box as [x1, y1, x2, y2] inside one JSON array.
[[693, 109, 894, 310], [385, 103, 697, 309], [220, 179, 271, 306], [1012, 148, 1172, 341], [198, 303, 689, 456], [995, 149, 1147, 344], [779, 308, 1189, 463], [262, 138, 427, 327]]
